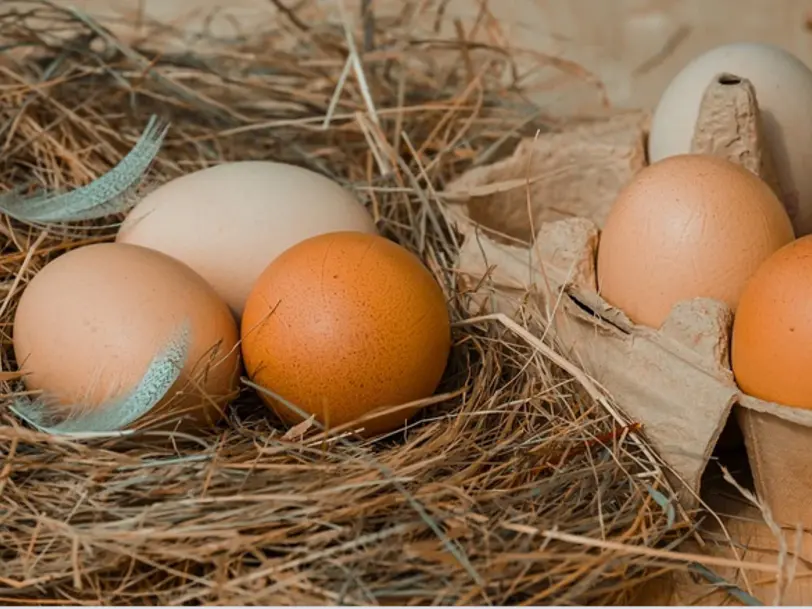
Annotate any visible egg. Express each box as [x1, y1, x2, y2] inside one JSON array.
[[13, 242, 241, 432], [597, 154, 794, 329], [648, 42, 812, 236], [116, 161, 378, 318], [241, 231, 451, 436], [732, 236, 812, 409]]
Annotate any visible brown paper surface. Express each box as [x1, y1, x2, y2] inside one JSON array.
[[689, 73, 782, 199], [633, 491, 812, 605], [444, 110, 649, 242], [736, 407, 812, 531]]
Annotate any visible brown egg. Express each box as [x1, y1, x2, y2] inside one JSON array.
[[13, 243, 241, 432], [732, 236, 812, 409], [597, 154, 794, 328], [241, 231, 451, 436]]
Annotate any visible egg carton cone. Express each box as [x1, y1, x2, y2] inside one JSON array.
[[441, 73, 812, 535]]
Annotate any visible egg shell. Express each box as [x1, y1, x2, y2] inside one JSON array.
[[13, 242, 241, 430], [648, 42, 812, 236], [116, 161, 378, 318], [240, 231, 451, 436], [597, 154, 794, 329], [732, 235, 812, 409]]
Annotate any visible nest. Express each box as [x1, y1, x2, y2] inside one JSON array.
[[0, 1, 691, 605]]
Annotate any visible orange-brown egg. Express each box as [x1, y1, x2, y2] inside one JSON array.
[[732, 235, 812, 409], [597, 154, 794, 328], [13, 243, 241, 432], [241, 231, 451, 436]]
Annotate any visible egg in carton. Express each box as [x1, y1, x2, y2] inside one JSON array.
[[441, 73, 812, 598]]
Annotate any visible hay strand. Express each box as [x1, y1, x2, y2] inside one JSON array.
[[0, 0, 698, 604]]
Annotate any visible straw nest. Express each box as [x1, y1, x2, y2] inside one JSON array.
[[0, 1, 692, 605]]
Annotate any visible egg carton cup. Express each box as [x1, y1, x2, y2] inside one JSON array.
[[441, 73, 812, 531]]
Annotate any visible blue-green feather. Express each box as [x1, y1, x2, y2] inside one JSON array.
[[10, 320, 190, 435], [0, 115, 169, 224]]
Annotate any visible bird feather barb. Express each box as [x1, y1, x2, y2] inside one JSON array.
[[0, 115, 169, 223], [10, 320, 191, 436]]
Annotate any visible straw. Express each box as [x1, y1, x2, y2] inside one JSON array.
[[0, 0, 697, 604]]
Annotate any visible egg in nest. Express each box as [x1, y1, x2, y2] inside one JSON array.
[[12, 243, 241, 433], [116, 161, 378, 318], [241, 231, 451, 436]]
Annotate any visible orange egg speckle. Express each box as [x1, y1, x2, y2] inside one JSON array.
[[732, 235, 812, 409], [241, 231, 451, 436], [597, 154, 794, 328]]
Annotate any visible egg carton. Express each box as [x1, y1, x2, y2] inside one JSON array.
[[442, 73, 812, 529]]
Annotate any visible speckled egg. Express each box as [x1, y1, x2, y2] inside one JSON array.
[[12, 242, 241, 432], [240, 231, 451, 436], [732, 235, 812, 409]]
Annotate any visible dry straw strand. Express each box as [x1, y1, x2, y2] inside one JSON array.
[[0, 0, 736, 605]]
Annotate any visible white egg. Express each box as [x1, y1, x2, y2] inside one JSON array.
[[117, 161, 377, 318], [649, 42, 812, 236]]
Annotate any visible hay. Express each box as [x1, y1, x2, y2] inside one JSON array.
[[0, 1, 691, 605]]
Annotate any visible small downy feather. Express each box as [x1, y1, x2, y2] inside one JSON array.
[[10, 321, 191, 435], [0, 115, 169, 223]]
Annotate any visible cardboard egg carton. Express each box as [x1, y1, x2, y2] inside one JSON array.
[[442, 73, 812, 536]]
